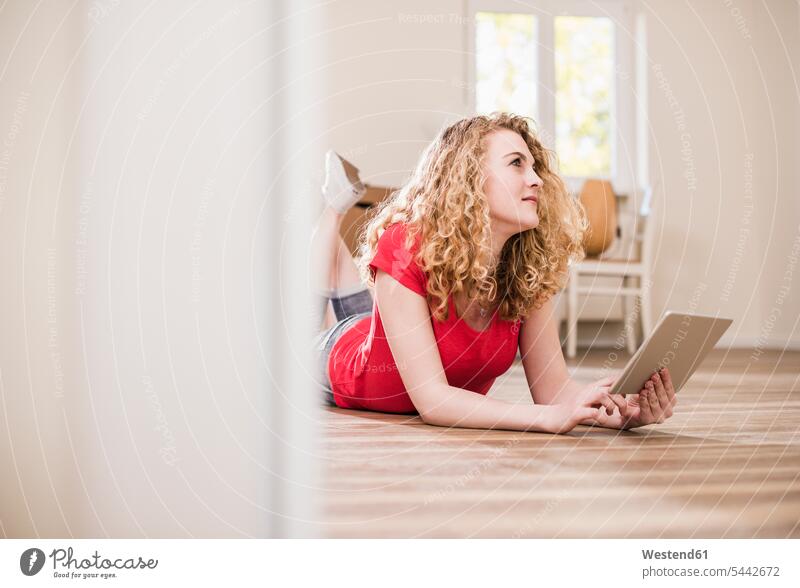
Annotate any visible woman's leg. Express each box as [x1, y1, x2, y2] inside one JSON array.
[[311, 206, 343, 330], [311, 206, 364, 294], [330, 228, 364, 292], [311, 206, 367, 330], [311, 150, 371, 330]]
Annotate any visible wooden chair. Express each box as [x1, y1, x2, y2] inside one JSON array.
[[565, 185, 657, 359]]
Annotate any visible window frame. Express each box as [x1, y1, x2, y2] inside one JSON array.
[[466, 0, 636, 193]]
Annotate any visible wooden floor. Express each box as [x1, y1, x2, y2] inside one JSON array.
[[318, 348, 800, 538]]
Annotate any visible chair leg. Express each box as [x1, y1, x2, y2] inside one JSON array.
[[622, 278, 637, 355], [640, 279, 654, 337], [566, 268, 578, 359]]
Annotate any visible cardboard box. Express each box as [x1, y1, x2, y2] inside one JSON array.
[[339, 185, 394, 256]]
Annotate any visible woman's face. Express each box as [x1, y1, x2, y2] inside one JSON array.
[[480, 128, 543, 235]]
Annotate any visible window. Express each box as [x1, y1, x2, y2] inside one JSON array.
[[475, 12, 538, 120], [470, 1, 635, 189], [554, 16, 613, 176]]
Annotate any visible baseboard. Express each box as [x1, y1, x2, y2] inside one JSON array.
[[716, 334, 800, 351], [557, 321, 800, 352]]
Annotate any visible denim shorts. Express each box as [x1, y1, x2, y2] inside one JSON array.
[[314, 287, 373, 406]]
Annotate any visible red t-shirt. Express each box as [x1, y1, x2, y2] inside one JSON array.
[[327, 223, 521, 414]]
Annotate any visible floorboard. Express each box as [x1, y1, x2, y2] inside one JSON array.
[[319, 349, 800, 538]]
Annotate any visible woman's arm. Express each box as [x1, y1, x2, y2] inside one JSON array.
[[519, 296, 625, 426], [518, 297, 574, 404], [374, 271, 607, 433], [518, 296, 678, 430]]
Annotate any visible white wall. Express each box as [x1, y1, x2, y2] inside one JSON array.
[[320, 0, 800, 349], [641, 0, 800, 350], [320, 0, 469, 188], [0, 1, 83, 539], [0, 0, 322, 538]]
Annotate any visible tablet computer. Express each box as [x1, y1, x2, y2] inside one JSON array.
[[609, 311, 733, 395]]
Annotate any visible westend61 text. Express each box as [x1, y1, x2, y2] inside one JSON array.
[[642, 549, 708, 560]]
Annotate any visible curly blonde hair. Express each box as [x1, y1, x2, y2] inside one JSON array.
[[356, 112, 588, 323]]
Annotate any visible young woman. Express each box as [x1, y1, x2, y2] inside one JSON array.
[[312, 113, 676, 434]]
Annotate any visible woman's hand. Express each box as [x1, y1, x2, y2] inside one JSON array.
[[542, 376, 627, 434], [621, 368, 677, 429]]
